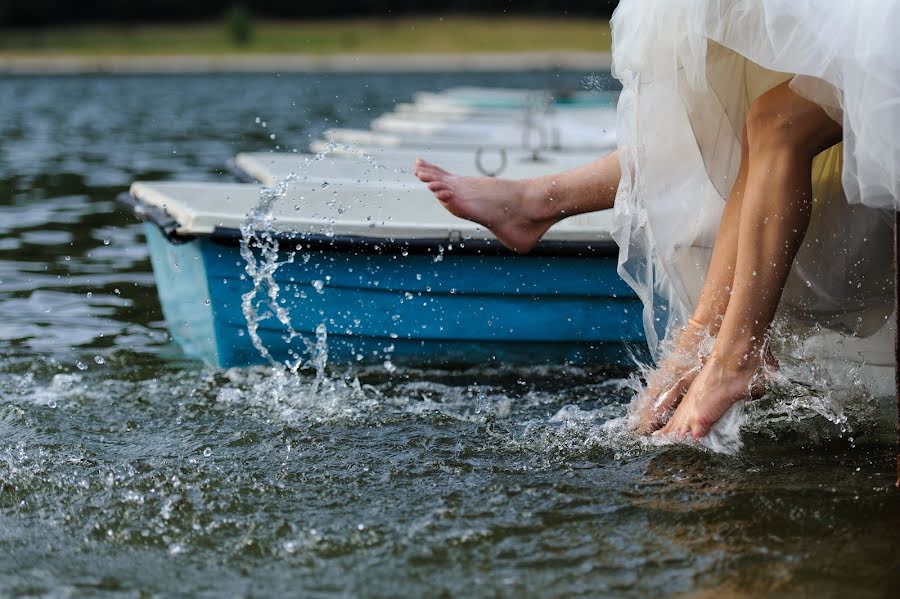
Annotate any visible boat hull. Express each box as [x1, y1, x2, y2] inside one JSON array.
[[144, 224, 647, 368]]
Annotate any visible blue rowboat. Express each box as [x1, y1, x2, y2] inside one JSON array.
[[121, 178, 646, 369]]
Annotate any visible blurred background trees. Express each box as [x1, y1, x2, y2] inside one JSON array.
[[0, 1, 619, 27]]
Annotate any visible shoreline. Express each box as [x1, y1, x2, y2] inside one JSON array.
[[0, 51, 612, 75]]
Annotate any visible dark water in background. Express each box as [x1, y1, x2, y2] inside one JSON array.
[[0, 72, 898, 598]]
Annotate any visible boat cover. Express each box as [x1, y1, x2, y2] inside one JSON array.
[[233, 150, 607, 187], [129, 180, 617, 243]]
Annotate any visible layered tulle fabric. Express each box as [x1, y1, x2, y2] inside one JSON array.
[[610, 0, 898, 355]]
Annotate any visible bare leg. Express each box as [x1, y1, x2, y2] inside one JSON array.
[[634, 127, 751, 432], [414, 152, 619, 253], [658, 82, 843, 439], [414, 146, 748, 431]]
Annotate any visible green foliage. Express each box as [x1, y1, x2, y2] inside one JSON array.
[[224, 3, 253, 46], [0, 17, 613, 56]]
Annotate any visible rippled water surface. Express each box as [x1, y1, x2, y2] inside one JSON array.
[[1, 72, 898, 597]]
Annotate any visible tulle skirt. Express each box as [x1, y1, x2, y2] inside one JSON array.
[[610, 0, 899, 355]]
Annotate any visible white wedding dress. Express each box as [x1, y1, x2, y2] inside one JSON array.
[[609, 0, 899, 374]]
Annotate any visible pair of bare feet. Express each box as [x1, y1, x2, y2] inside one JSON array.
[[635, 320, 774, 439], [413, 158, 770, 440]]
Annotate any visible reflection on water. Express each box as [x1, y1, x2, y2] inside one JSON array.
[[0, 72, 897, 597]]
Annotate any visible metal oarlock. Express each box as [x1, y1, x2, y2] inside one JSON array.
[[474, 147, 507, 178]]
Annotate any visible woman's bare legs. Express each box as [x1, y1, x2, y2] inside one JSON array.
[[414, 148, 748, 431], [413, 152, 620, 253], [658, 82, 843, 439], [634, 127, 753, 432]]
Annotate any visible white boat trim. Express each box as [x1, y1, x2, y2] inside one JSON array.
[[128, 180, 618, 244]]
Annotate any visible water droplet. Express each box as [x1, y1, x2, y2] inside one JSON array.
[[202, 447, 212, 457], [75, 361, 87, 371], [93, 355, 105, 365]]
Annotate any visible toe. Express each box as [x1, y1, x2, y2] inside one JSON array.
[[435, 190, 454, 202], [428, 162, 450, 176], [654, 412, 694, 441], [653, 386, 679, 416], [690, 422, 708, 439]]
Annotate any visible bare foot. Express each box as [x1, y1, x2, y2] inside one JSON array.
[[633, 320, 710, 434], [413, 158, 556, 253], [654, 351, 765, 440], [634, 322, 779, 435]]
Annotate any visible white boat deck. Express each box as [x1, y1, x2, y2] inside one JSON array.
[[130, 180, 617, 243], [369, 110, 615, 138], [323, 127, 616, 152], [233, 150, 605, 188]]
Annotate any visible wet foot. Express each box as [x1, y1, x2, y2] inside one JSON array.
[[654, 351, 766, 440], [634, 319, 781, 435], [413, 158, 555, 253], [633, 320, 710, 434]]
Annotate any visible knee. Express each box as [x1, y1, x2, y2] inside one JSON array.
[[744, 87, 841, 159], [745, 96, 801, 156]]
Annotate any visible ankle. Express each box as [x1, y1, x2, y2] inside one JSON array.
[[708, 342, 764, 374], [521, 176, 564, 224], [677, 316, 715, 348], [686, 316, 710, 335], [688, 306, 726, 335]]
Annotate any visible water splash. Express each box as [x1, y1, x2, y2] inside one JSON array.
[[239, 150, 325, 368], [616, 319, 882, 454], [237, 144, 390, 385]]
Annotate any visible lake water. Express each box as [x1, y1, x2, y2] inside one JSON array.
[[0, 71, 898, 597]]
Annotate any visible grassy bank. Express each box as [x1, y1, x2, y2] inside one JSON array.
[[0, 17, 612, 56]]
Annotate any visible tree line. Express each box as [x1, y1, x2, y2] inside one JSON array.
[[0, 1, 619, 27]]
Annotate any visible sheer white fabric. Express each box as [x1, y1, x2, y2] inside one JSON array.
[[610, 0, 898, 355]]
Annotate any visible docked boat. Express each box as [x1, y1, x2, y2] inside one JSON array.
[[313, 87, 617, 155], [322, 126, 616, 153], [412, 87, 618, 110], [306, 140, 608, 167], [229, 148, 605, 187], [369, 108, 615, 139], [122, 179, 646, 369]]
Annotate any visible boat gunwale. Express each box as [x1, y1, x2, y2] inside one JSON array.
[[119, 191, 620, 258]]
